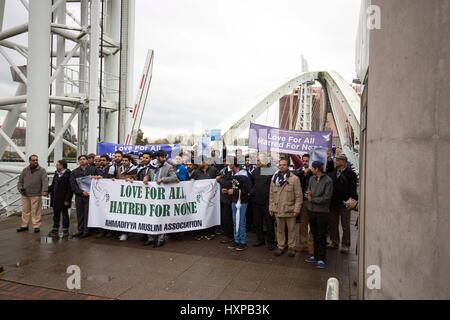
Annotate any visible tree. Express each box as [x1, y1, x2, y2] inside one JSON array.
[[135, 129, 149, 145], [152, 138, 170, 144]]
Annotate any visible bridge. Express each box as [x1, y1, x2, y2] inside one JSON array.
[[0, 0, 449, 301]]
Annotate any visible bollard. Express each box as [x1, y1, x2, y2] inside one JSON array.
[[325, 277, 339, 300]]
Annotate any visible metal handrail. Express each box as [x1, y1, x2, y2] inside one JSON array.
[[0, 174, 19, 189], [0, 183, 18, 197], [0, 196, 21, 213]]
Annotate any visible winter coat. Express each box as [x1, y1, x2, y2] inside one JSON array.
[[329, 166, 358, 208], [17, 165, 48, 197], [250, 166, 272, 206], [48, 169, 73, 210], [269, 173, 302, 217]]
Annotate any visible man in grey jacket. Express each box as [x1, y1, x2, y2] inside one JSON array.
[[16, 154, 48, 233], [304, 160, 333, 269], [143, 150, 179, 247]]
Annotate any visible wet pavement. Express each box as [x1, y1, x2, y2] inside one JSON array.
[[0, 213, 358, 300]]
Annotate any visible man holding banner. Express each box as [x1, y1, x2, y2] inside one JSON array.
[[227, 158, 252, 251], [69, 155, 100, 238], [142, 150, 179, 247]]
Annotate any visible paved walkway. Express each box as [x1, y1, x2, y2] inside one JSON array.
[[0, 213, 358, 300]]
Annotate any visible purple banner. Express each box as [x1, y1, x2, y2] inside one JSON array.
[[248, 123, 332, 155]]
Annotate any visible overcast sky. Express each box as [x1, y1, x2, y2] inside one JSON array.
[[0, 0, 362, 140]]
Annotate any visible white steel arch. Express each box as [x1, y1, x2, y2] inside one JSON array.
[[222, 70, 361, 172]]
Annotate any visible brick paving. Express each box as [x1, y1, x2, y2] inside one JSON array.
[[0, 213, 357, 300]]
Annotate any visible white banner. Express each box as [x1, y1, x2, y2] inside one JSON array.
[[88, 179, 221, 235]]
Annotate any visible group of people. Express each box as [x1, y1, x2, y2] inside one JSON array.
[[16, 148, 358, 269]]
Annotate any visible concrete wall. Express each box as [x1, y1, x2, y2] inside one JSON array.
[[363, 0, 450, 299]]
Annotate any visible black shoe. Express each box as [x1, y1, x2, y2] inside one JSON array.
[[96, 231, 106, 239], [105, 231, 114, 238], [205, 234, 215, 241], [235, 244, 247, 251], [143, 239, 155, 246], [78, 232, 90, 239], [62, 230, 69, 238], [227, 242, 238, 249], [267, 244, 276, 251], [274, 248, 286, 257], [47, 229, 58, 237], [220, 237, 232, 244], [34, 228, 40, 233], [252, 241, 265, 247], [16, 227, 28, 232], [153, 241, 165, 248], [288, 249, 296, 258]]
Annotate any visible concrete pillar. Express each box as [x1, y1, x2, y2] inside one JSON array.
[[0, 0, 5, 31], [118, 0, 135, 144], [361, 0, 450, 299], [26, 0, 52, 168], [104, 0, 121, 143], [78, 0, 88, 156], [54, 0, 66, 164], [88, 0, 101, 154]]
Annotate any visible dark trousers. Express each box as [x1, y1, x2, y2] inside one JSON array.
[[246, 199, 254, 232], [252, 202, 275, 245], [309, 211, 329, 261], [220, 202, 233, 238], [75, 196, 89, 233], [329, 206, 351, 248], [52, 208, 69, 230]]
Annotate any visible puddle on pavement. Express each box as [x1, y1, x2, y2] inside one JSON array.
[[40, 237, 54, 244]]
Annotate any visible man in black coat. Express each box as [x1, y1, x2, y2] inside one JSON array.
[[47, 160, 73, 238], [191, 160, 219, 240], [217, 160, 233, 244], [328, 154, 358, 253], [69, 154, 100, 238], [250, 154, 276, 250], [295, 153, 314, 255]]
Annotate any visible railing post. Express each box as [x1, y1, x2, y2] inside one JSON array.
[[325, 277, 339, 300]]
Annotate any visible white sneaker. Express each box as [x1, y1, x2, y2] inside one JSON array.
[[119, 233, 128, 241]]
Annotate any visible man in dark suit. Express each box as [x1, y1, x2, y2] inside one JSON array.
[[47, 160, 73, 238]]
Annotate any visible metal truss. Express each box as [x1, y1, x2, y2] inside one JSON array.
[[0, 0, 135, 173]]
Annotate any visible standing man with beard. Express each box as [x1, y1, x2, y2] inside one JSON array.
[[16, 154, 48, 233], [328, 154, 358, 253], [104, 150, 124, 178], [70, 155, 100, 238], [227, 158, 252, 251], [217, 159, 234, 244], [295, 153, 314, 255], [269, 158, 302, 258], [250, 154, 276, 250], [47, 160, 72, 238], [143, 150, 179, 247], [305, 161, 333, 269], [136, 152, 152, 181], [191, 159, 219, 240]]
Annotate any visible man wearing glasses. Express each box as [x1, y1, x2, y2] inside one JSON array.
[[16, 154, 48, 233]]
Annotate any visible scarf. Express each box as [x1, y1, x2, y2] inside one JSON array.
[[272, 170, 290, 187]]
